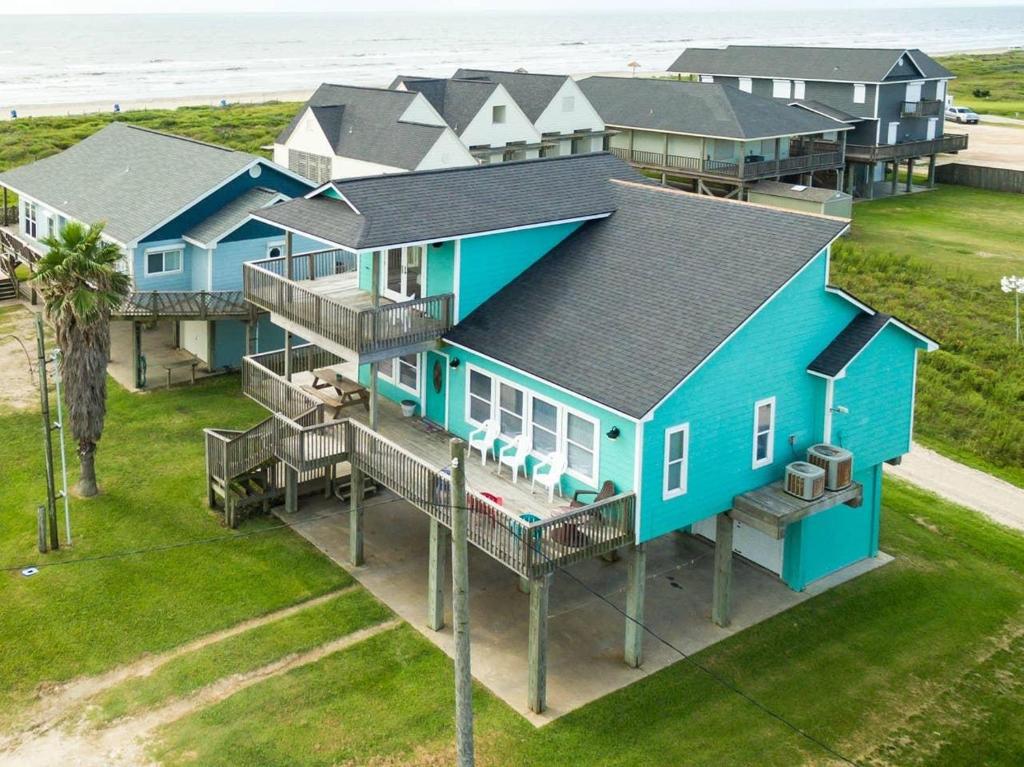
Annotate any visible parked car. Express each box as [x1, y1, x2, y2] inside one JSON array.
[[945, 105, 980, 124]]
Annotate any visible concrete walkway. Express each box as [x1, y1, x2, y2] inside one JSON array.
[[281, 493, 889, 725], [885, 443, 1024, 532]]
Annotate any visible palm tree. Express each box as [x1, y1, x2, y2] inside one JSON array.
[[32, 221, 130, 497]]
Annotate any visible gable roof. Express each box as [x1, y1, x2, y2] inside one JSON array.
[[275, 83, 450, 170], [578, 76, 847, 140], [252, 153, 645, 251], [453, 68, 569, 122], [668, 46, 954, 83], [808, 312, 891, 378], [446, 181, 848, 418], [184, 186, 284, 247], [0, 123, 260, 244], [390, 76, 499, 135]]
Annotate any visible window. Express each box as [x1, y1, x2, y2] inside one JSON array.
[[905, 81, 922, 103], [288, 149, 331, 184], [565, 412, 596, 479], [23, 201, 37, 239], [531, 397, 559, 454], [492, 104, 507, 124], [663, 424, 689, 499], [772, 79, 791, 99], [467, 369, 493, 425], [570, 129, 592, 155], [498, 381, 525, 438], [561, 95, 575, 112], [738, 77, 752, 93], [752, 397, 775, 468], [853, 83, 866, 104], [46, 213, 58, 239], [936, 80, 946, 102], [377, 354, 420, 395], [699, 75, 714, 83], [267, 241, 284, 259], [793, 80, 806, 100], [145, 247, 183, 276]]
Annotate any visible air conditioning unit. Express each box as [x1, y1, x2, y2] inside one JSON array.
[[807, 444, 854, 491], [784, 461, 826, 501]]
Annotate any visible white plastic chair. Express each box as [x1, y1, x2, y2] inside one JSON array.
[[468, 419, 500, 466], [497, 434, 531, 483], [531, 452, 567, 503]]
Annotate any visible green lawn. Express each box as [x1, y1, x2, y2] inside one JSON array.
[[938, 50, 1024, 118], [148, 480, 1024, 767], [832, 186, 1024, 488], [0, 348, 350, 724]]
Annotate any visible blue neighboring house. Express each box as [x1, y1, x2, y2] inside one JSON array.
[[206, 153, 935, 713], [0, 122, 323, 386]]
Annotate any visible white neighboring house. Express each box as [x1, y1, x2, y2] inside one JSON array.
[[390, 76, 544, 164], [454, 69, 607, 157], [273, 84, 476, 182]]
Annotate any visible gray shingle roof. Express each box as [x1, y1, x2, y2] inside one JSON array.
[[446, 181, 848, 418], [749, 180, 850, 203], [578, 77, 847, 140], [790, 100, 863, 123], [184, 187, 282, 246], [807, 312, 890, 377], [253, 153, 643, 251], [668, 46, 954, 83], [453, 68, 568, 122], [390, 76, 498, 136], [0, 123, 258, 244], [276, 84, 449, 170]]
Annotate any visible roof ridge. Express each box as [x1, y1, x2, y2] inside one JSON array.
[[316, 82, 415, 97], [119, 124, 246, 155], [458, 67, 568, 80]]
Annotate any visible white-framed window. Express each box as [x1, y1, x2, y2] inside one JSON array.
[[905, 81, 922, 103], [45, 213, 58, 239], [853, 83, 866, 104], [144, 246, 184, 276], [793, 80, 806, 100], [376, 353, 420, 396], [463, 364, 600, 484], [699, 74, 714, 83], [738, 77, 752, 93], [492, 104, 507, 124], [663, 423, 690, 499], [267, 241, 285, 259], [23, 201, 37, 239], [752, 397, 776, 469], [561, 95, 575, 112], [772, 79, 791, 99], [467, 368, 493, 425]]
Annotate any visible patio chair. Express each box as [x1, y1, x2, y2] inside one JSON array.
[[497, 434, 530, 484], [468, 419, 500, 466], [531, 452, 568, 503], [569, 479, 617, 509]]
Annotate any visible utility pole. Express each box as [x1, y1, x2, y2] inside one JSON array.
[[35, 314, 59, 551], [449, 438, 474, 767]]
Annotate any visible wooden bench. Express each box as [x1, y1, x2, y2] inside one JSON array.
[[163, 357, 200, 389]]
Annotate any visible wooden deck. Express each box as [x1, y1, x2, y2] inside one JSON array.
[[731, 480, 863, 539]]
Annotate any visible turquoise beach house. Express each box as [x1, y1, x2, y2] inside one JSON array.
[[0, 123, 320, 387], [204, 153, 934, 713]]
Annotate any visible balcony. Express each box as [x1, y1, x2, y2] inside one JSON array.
[[900, 99, 943, 118], [608, 146, 844, 181], [0, 225, 43, 265], [841, 132, 969, 163], [243, 248, 454, 364]]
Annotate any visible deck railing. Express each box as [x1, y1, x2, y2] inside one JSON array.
[[609, 146, 843, 180], [242, 346, 339, 420], [0, 227, 40, 264], [900, 99, 943, 118], [244, 252, 454, 358], [820, 132, 968, 162], [273, 414, 350, 473], [116, 290, 250, 319]]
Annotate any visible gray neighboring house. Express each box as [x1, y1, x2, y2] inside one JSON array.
[[668, 46, 966, 198], [579, 76, 851, 199], [273, 83, 476, 182]]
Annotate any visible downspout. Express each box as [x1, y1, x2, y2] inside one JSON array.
[[823, 377, 835, 444]]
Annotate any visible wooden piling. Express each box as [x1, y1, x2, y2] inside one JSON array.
[[427, 518, 448, 630], [624, 543, 647, 668], [449, 439, 474, 765], [349, 466, 365, 566], [712, 512, 734, 628], [527, 573, 550, 714]]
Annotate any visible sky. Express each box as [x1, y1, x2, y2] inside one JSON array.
[[3, 0, 1022, 13]]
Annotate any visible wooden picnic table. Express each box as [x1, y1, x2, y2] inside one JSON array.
[[311, 366, 370, 412], [163, 357, 199, 389]]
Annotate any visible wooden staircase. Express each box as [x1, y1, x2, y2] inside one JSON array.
[[0, 273, 17, 301]]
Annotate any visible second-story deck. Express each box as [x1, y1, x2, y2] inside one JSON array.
[[609, 146, 844, 183], [801, 133, 969, 164], [244, 248, 454, 364]]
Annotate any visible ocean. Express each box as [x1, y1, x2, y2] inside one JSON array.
[[1, 7, 1022, 109]]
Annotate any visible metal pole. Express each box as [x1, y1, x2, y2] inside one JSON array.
[[52, 350, 72, 545], [449, 438, 474, 767], [35, 314, 59, 551]]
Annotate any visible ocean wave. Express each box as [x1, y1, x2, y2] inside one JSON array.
[[560, 41, 586, 46]]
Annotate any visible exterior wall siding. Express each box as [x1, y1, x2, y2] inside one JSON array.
[[638, 252, 861, 542], [132, 238, 194, 291]]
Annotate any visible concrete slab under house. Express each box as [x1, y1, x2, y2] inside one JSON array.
[[189, 152, 936, 718]]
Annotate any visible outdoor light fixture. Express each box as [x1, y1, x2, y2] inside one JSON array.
[[606, 426, 620, 440], [449, 358, 461, 368]]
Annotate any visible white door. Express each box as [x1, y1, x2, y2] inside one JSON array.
[[691, 516, 784, 575], [380, 245, 425, 302], [887, 121, 899, 145], [905, 81, 922, 103], [926, 117, 938, 140]]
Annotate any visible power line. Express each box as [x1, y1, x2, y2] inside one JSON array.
[[6, 475, 860, 765]]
